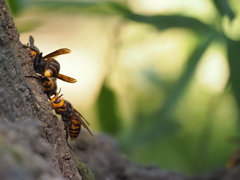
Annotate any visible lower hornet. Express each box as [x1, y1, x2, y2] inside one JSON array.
[[51, 93, 93, 141]]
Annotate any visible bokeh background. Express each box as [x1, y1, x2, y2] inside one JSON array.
[[7, 0, 240, 176]]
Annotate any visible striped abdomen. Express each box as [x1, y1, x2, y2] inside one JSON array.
[[69, 115, 81, 141], [44, 59, 60, 77], [42, 77, 57, 98]]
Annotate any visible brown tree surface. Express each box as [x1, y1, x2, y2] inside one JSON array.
[[1, 0, 240, 180], [0, 0, 83, 179]]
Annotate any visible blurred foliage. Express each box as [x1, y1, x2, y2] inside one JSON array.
[[227, 39, 240, 109], [127, 34, 216, 145], [96, 82, 122, 135], [8, 0, 240, 176], [15, 20, 42, 33], [6, 0, 28, 16], [213, 0, 235, 20]]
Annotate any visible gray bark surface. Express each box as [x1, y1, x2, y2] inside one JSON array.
[[0, 0, 82, 179]]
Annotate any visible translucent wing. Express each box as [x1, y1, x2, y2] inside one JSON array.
[[74, 109, 90, 126], [43, 48, 71, 59], [57, 74, 77, 83], [73, 109, 93, 136]]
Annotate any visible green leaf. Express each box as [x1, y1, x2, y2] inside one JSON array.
[[212, 0, 235, 20], [227, 39, 240, 110], [126, 13, 217, 34], [31, 1, 129, 15], [96, 83, 121, 135]]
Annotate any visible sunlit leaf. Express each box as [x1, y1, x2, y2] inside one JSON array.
[[31, 1, 129, 15], [158, 34, 217, 117], [96, 83, 121, 135], [126, 13, 218, 35], [212, 0, 235, 20], [227, 38, 240, 110], [127, 33, 217, 146]]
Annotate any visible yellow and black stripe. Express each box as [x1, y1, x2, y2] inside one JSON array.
[[42, 77, 57, 98], [69, 116, 81, 141], [44, 59, 60, 77]]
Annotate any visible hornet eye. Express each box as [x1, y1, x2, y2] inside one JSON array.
[[55, 99, 61, 104]]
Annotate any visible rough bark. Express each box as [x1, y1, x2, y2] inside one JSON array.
[[1, 0, 240, 180], [73, 131, 185, 180], [0, 0, 82, 179], [72, 130, 240, 180]]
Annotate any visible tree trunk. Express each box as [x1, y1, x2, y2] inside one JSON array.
[[0, 0, 82, 179]]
